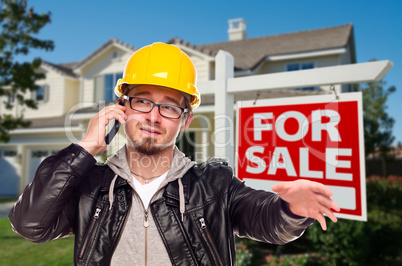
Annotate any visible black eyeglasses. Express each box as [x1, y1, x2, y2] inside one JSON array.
[[122, 95, 188, 119]]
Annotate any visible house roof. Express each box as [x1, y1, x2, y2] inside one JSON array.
[[74, 38, 136, 70], [41, 61, 79, 78], [169, 24, 355, 71]]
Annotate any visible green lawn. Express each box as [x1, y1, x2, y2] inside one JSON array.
[[0, 218, 74, 266]]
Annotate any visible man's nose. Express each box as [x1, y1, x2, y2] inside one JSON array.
[[145, 105, 162, 123]]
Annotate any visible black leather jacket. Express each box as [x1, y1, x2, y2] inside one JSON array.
[[9, 144, 314, 265]]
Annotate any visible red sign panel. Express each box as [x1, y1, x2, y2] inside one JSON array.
[[236, 93, 367, 221]]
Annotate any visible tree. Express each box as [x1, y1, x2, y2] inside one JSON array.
[[0, 0, 54, 142], [361, 77, 396, 177]]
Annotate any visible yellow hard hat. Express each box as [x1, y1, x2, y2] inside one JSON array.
[[115, 42, 200, 109]]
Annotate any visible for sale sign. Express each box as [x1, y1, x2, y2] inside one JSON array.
[[236, 92, 367, 221]]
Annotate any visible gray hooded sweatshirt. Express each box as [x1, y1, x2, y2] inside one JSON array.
[[107, 145, 195, 266]]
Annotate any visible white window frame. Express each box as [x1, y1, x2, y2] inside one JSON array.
[[285, 61, 316, 72], [33, 84, 49, 103], [7, 91, 15, 107], [285, 61, 317, 91], [111, 50, 120, 62], [94, 72, 123, 103]]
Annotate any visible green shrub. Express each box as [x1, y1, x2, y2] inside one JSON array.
[[236, 240, 253, 266], [236, 176, 402, 265], [307, 176, 402, 265]]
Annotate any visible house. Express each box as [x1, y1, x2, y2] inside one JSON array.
[[0, 19, 356, 196]]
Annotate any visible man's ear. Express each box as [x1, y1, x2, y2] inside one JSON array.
[[181, 113, 193, 130]]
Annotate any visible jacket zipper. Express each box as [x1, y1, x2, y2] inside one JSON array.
[[122, 183, 166, 266], [199, 218, 223, 266], [79, 207, 102, 259], [144, 209, 149, 266]]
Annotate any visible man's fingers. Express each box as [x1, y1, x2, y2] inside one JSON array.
[[271, 183, 282, 192], [315, 213, 327, 231], [320, 205, 338, 223], [311, 182, 333, 197], [99, 106, 127, 125], [271, 181, 289, 193], [105, 113, 127, 125], [330, 201, 340, 212], [316, 194, 341, 212]]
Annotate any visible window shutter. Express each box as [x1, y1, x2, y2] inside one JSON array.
[[43, 85, 49, 103], [94, 75, 104, 103]]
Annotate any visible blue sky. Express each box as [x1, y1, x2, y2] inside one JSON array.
[[26, 0, 402, 145]]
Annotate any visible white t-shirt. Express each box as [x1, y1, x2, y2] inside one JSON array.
[[132, 171, 168, 209]]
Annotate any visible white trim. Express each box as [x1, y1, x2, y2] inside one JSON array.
[[114, 42, 136, 55], [74, 43, 136, 74], [11, 126, 82, 134], [0, 142, 70, 147], [266, 48, 347, 62], [70, 112, 97, 121], [175, 44, 215, 62]]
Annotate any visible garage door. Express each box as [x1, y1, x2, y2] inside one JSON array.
[[0, 149, 19, 196]]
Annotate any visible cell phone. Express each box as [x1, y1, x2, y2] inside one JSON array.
[[104, 101, 124, 145]]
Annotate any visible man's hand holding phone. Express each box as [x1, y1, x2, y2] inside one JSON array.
[[78, 102, 127, 156]]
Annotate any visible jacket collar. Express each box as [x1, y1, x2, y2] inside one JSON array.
[[163, 169, 191, 204], [100, 160, 194, 204], [101, 167, 128, 192]]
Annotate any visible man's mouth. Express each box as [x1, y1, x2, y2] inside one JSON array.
[[140, 128, 161, 135]]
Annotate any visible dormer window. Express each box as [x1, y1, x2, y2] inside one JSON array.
[[33, 85, 49, 103], [286, 62, 317, 91], [112, 50, 119, 61]]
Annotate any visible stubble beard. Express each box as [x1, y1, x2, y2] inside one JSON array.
[[128, 134, 174, 156], [125, 120, 176, 156], [134, 138, 164, 155]]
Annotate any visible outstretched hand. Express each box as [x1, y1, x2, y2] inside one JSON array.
[[272, 180, 340, 231]]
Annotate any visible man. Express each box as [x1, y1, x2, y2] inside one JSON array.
[[9, 42, 339, 265]]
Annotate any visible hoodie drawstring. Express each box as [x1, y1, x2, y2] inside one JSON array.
[[178, 177, 185, 222], [109, 174, 118, 210], [108, 173, 185, 221]]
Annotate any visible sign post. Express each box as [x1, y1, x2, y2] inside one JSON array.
[[236, 92, 367, 221]]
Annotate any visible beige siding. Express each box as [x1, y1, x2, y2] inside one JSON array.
[[258, 54, 340, 74], [341, 44, 353, 65], [64, 79, 80, 113], [190, 56, 210, 82], [25, 70, 65, 119]]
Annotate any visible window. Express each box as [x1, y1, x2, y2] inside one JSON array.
[[2, 150, 17, 157], [94, 72, 123, 103], [34, 85, 49, 103], [286, 62, 316, 91], [7, 92, 15, 107], [286, 62, 314, 72]]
